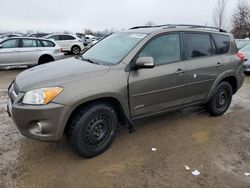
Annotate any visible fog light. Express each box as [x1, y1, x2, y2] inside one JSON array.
[[37, 122, 43, 133]]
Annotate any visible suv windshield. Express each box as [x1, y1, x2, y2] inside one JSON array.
[[82, 32, 147, 65]]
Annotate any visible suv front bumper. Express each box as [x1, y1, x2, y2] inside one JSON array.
[[7, 84, 70, 141], [7, 100, 70, 141]]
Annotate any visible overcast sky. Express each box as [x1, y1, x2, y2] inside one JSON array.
[[0, 0, 238, 33]]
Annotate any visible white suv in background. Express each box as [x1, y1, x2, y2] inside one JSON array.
[[0, 37, 64, 66], [45, 34, 85, 55]]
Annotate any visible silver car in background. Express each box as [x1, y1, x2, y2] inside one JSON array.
[[240, 44, 250, 73], [0, 37, 64, 66]]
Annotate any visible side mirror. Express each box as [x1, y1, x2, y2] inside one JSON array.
[[0, 44, 2, 48], [135, 57, 155, 69]]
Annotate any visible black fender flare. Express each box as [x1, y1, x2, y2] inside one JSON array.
[[205, 70, 237, 102]]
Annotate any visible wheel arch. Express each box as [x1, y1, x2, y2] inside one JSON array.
[[206, 72, 238, 102], [63, 96, 130, 135], [71, 44, 80, 50], [38, 54, 54, 64]]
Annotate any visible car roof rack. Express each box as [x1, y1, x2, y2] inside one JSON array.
[[129, 25, 155, 30], [129, 24, 227, 33]]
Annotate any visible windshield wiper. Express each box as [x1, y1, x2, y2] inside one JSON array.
[[81, 57, 100, 65]]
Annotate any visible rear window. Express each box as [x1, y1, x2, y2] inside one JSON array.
[[40, 40, 55, 47], [60, 35, 75, 40], [213, 34, 230, 54], [48, 35, 59, 40], [185, 33, 213, 59]]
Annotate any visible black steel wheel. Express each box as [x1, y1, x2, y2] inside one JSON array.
[[67, 103, 118, 158], [85, 115, 112, 148], [207, 81, 232, 116]]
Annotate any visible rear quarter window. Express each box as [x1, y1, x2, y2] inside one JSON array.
[[212, 34, 230, 54], [48, 35, 60, 40], [41, 40, 55, 47]]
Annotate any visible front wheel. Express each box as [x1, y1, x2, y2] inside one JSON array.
[[67, 103, 118, 158], [206, 82, 233, 116]]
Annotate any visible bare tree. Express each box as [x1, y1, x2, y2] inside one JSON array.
[[84, 29, 93, 35], [231, 0, 250, 38], [213, 0, 228, 29]]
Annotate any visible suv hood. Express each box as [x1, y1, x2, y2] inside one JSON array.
[[15, 57, 110, 92]]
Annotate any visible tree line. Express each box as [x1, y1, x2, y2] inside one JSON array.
[[213, 0, 250, 38]]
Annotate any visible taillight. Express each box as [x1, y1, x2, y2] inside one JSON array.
[[60, 48, 63, 53], [237, 51, 245, 63]]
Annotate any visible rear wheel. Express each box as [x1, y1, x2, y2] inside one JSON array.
[[67, 103, 118, 158], [207, 82, 232, 116], [38, 55, 54, 64], [71, 45, 81, 55]]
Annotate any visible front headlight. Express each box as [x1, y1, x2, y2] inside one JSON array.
[[22, 87, 63, 105]]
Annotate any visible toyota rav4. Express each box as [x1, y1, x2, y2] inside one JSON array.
[[7, 24, 245, 158]]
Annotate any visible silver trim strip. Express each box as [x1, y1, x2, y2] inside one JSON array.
[[132, 84, 185, 98]]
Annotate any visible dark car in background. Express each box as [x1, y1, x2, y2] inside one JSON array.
[[27, 33, 51, 38], [239, 44, 250, 73]]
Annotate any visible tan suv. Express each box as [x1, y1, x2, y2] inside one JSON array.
[[7, 24, 245, 158]]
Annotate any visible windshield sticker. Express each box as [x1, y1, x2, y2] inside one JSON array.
[[130, 33, 147, 39]]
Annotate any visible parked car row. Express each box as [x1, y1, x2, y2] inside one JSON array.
[[0, 32, 93, 66], [0, 37, 64, 66]]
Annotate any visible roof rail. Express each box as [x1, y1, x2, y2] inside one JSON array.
[[129, 25, 155, 30], [130, 24, 227, 33]]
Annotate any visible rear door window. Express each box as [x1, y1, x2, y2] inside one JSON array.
[[1, 39, 19, 48], [212, 34, 230, 54], [185, 33, 213, 59], [22, 39, 37, 47]]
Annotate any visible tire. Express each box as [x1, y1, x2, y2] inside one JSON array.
[[67, 103, 118, 158], [71, 45, 81, 55], [207, 81, 233, 116], [38, 55, 54, 64]]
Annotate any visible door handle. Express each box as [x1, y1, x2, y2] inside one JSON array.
[[216, 62, 223, 67], [175, 69, 185, 74]]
